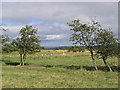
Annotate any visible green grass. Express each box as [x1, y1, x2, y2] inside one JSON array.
[[2, 50, 118, 88]]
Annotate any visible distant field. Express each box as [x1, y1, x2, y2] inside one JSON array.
[[2, 50, 118, 88]]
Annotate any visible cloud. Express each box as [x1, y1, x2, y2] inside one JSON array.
[[7, 25, 23, 34], [2, 2, 118, 34], [36, 22, 70, 35], [2, 0, 119, 2], [0, 25, 8, 31], [45, 34, 67, 40], [2, 25, 24, 40], [2, 2, 117, 23], [1, 2, 118, 46]]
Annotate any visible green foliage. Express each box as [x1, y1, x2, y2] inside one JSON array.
[[68, 18, 119, 71], [68, 19, 100, 50], [56, 47, 59, 50], [1, 35, 16, 53], [68, 18, 101, 70], [11, 25, 41, 65], [12, 25, 41, 54], [1, 35, 10, 44], [40, 46, 45, 50], [66, 47, 71, 52], [66, 46, 85, 52], [2, 43, 17, 53], [95, 29, 118, 59], [62, 48, 65, 50]]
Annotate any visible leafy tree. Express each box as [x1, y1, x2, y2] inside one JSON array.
[[66, 46, 85, 52], [40, 46, 45, 50], [12, 25, 41, 66], [95, 29, 118, 72], [0, 25, 8, 44], [72, 46, 78, 52], [68, 19, 101, 70], [2, 43, 16, 53], [72, 46, 85, 52], [66, 47, 71, 52], [78, 47, 85, 52], [0, 25, 9, 47], [118, 43, 120, 56], [1, 35, 10, 44], [56, 47, 59, 50], [0, 25, 15, 54], [62, 48, 66, 50], [0, 35, 15, 53], [0, 25, 8, 53]]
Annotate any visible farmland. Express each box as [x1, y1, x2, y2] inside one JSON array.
[[2, 50, 119, 88]]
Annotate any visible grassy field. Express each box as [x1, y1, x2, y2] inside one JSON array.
[[2, 50, 119, 88]]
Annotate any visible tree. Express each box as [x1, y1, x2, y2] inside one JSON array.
[[12, 25, 41, 66], [40, 46, 45, 50], [1, 35, 10, 44], [56, 47, 59, 50], [66, 46, 85, 52], [0, 25, 9, 53], [0, 25, 17, 53], [0, 25, 8, 46], [0, 35, 16, 53], [66, 47, 71, 52], [95, 29, 118, 72], [68, 19, 101, 70]]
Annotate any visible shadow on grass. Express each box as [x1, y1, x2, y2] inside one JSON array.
[[41, 64, 120, 72], [2, 60, 29, 66], [82, 66, 120, 72], [65, 65, 81, 70], [1, 59, 119, 72]]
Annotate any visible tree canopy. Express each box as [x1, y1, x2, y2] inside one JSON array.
[[12, 25, 41, 65], [68, 18, 118, 71], [95, 29, 118, 71], [68, 19, 101, 70]]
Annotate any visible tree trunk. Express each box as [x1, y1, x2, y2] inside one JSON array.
[[20, 54, 23, 66], [103, 57, 112, 72], [90, 50, 98, 70], [23, 53, 26, 66]]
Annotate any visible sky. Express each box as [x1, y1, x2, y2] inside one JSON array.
[[1, 2, 118, 47]]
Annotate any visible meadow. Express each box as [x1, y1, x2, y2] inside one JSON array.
[[2, 50, 119, 88]]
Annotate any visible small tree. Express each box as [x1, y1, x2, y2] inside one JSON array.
[[12, 25, 41, 66], [1, 35, 10, 44], [40, 46, 45, 50], [56, 47, 59, 50], [0, 25, 9, 53], [0, 25, 15, 54], [95, 29, 118, 72], [66, 47, 71, 52], [68, 19, 101, 70], [70, 46, 85, 52], [1, 35, 16, 53]]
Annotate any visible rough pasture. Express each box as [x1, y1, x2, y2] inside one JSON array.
[[2, 50, 118, 88]]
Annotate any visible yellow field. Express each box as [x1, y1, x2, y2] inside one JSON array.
[[56, 50, 95, 54], [56, 50, 68, 53]]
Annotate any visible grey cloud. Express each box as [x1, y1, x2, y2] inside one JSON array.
[[36, 22, 71, 35], [2, 2, 118, 46], [2, 2, 117, 22]]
